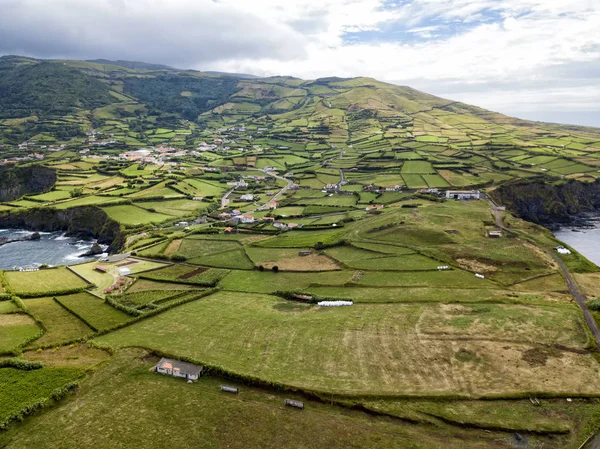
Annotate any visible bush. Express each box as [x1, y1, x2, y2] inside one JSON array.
[[0, 358, 43, 370], [271, 266, 279, 273], [588, 298, 600, 311]]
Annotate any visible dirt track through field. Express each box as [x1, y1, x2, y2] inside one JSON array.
[[487, 196, 600, 350]]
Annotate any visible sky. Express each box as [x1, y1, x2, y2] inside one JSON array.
[[1, 0, 599, 127]]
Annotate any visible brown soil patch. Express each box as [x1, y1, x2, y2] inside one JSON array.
[[178, 267, 207, 280], [163, 239, 182, 257], [456, 258, 498, 273], [262, 254, 341, 272], [23, 344, 111, 368], [0, 313, 35, 326], [524, 242, 558, 270], [240, 235, 272, 245], [521, 346, 562, 367], [574, 273, 600, 298], [117, 260, 139, 267]]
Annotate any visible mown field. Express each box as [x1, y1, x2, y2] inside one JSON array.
[[95, 291, 599, 397], [3, 268, 90, 297]]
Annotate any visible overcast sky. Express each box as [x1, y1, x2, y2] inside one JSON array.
[[1, 0, 599, 127]]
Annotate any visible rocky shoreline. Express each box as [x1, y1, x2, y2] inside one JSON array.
[[0, 206, 124, 252], [0, 232, 41, 247]]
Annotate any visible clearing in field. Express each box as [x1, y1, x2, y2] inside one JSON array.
[[260, 253, 341, 271], [95, 291, 600, 396]]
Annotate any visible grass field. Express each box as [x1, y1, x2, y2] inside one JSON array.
[[4, 268, 90, 297], [95, 291, 599, 396], [220, 270, 354, 293], [24, 297, 94, 347], [0, 313, 41, 353], [0, 366, 84, 429], [0, 350, 539, 449], [54, 293, 131, 331], [102, 205, 174, 226]]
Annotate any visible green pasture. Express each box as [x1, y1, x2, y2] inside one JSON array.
[[4, 268, 90, 297], [95, 292, 599, 396]]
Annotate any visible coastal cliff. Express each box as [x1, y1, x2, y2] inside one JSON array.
[[0, 206, 124, 252], [0, 164, 57, 201], [491, 179, 600, 228]]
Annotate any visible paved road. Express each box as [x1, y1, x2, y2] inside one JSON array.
[[487, 199, 600, 349], [220, 188, 235, 209]]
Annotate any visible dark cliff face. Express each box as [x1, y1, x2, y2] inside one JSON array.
[[491, 180, 600, 226], [0, 165, 57, 201], [0, 206, 124, 252]]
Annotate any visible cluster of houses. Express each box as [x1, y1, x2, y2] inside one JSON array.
[[102, 275, 132, 295], [218, 210, 257, 224], [363, 184, 403, 193]]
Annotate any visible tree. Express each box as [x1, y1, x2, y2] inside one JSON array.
[[271, 265, 279, 273]]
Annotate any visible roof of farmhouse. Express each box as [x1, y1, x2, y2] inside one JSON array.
[[155, 358, 203, 376]]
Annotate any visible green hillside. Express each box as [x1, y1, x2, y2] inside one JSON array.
[[2, 56, 600, 448], [0, 60, 114, 119]]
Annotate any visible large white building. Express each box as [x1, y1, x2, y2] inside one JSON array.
[[445, 190, 481, 200]]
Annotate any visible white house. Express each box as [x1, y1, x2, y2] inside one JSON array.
[[154, 358, 203, 381], [240, 194, 254, 201], [445, 190, 481, 200]]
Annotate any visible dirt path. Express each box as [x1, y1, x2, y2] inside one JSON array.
[[486, 198, 600, 349]]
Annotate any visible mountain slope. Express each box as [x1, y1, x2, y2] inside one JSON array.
[[0, 55, 599, 162], [0, 61, 114, 119]]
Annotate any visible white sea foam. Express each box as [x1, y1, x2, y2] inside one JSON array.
[[65, 252, 83, 261]]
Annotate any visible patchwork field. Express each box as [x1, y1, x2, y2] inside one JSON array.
[[2, 63, 600, 447]]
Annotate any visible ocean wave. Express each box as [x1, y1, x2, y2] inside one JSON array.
[[65, 252, 84, 261], [54, 234, 70, 241]]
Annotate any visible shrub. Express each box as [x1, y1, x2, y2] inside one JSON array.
[[271, 266, 279, 273], [588, 298, 600, 311], [0, 358, 43, 370]]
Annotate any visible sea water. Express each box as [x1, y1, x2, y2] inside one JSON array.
[[554, 220, 600, 267], [0, 229, 106, 270]]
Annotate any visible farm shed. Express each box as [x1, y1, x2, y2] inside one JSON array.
[[154, 358, 204, 381], [118, 267, 131, 276]]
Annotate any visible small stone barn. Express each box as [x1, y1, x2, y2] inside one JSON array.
[[154, 358, 204, 381]]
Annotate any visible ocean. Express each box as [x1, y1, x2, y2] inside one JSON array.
[[0, 229, 106, 270], [554, 222, 600, 267]]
